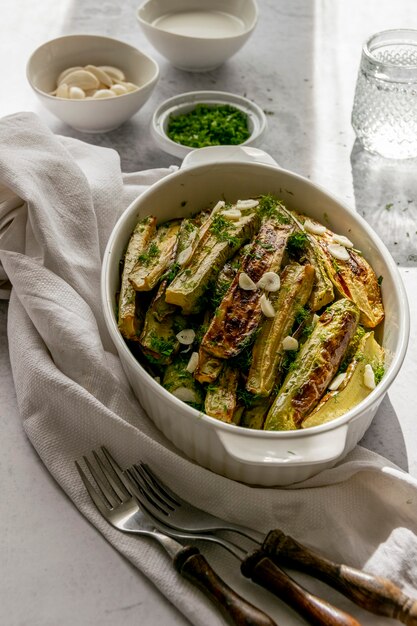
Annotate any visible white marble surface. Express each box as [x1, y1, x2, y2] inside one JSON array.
[[1, 0, 417, 624]]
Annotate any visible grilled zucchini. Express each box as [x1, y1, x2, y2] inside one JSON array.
[[204, 365, 239, 423], [118, 216, 156, 339], [302, 331, 384, 428], [201, 215, 294, 359], [246, 263, 315, 397], [165, 204, 260, 314], [129, 219, 181, 292], [303, 217, 384, 328], [139, 282, 186, 365], [264, 298, 360, 430], [118, 196, 386, 431], [163, 359, 204, 407], [194, 348, 224, 384]]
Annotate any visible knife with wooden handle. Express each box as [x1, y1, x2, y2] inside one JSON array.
[[259, 529, 417, 625]]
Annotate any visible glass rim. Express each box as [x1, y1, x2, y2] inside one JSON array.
[[363, 28, 417, 71]]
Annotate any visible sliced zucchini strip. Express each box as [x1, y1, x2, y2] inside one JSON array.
[[201, 216, 294, 359], [246, 263, 315, 397], [118, 216, 156, 339], [129, 219, 181, 292], [302, 331, 384, 428], [204, 365, 239, 423], [264, 298, 360, 431]]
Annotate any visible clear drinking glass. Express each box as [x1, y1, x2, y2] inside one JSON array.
[[351, 29, 417, 159]]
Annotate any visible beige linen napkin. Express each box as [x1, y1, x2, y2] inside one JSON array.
[[1, 112, 417, 626]]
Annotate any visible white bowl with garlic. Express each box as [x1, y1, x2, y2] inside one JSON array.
[[27, 34, 159, 133], [101, 145, 409, 486]]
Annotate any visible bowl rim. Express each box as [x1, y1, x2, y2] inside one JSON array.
[[101, 157, 410, 441], [136, 0, 259, 40], [151, 90, 267, 158], [26, 33, 160, 102]]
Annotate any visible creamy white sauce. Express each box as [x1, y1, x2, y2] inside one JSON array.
[[152, 10, 245, 39]]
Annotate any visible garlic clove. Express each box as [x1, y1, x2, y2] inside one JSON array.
[[92, 89, 114, 99], [118, 81, 139, 93], [176, 329, 196, 345], [110, 83, 129, 96], [98, 65, 126, 82], [63, 69, 100, 90], [304, 219, 326, 235], [68, 86, 86, 99], [186, 352, 199, 373], [328, 243, 350, 261], [239, 272, 257, 291], [222, 208, 242, 220], [57, 66, 83, 85], [171, 387, 198, 403], [56, 83, 69, 98], [236, 199, 259, 210], [328, 372, 347, 391], [332, 233, 354, 248], [260, 293, 276, 318], [282, 335, 299, 350], [363, 364, 376, 390], [256, 271, 281, 292], [84, 65, 113, 88]]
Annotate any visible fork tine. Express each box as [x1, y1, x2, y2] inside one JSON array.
[[75, 460, 112, 518], [133, 464, 175, 511], [93, 449, 130, 502], [100, 446, 148, 501], [127, 467, 173, 519], [83, 454, 120, 508], [139, 463, 181, 507]]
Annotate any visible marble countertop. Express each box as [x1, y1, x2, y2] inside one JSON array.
[[1, 0, 417, 624]]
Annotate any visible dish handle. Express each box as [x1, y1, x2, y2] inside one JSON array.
[[181, 145, 280, 169], [216, 424, 349, 466]]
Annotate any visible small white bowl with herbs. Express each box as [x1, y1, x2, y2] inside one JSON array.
[[151, 90, 267, 159]]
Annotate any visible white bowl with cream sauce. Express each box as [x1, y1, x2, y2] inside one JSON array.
[[136, 0, 258, 71]]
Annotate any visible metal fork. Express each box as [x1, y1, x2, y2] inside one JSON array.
[[119, 458, 360, 626], [131, 462, 263, 543], [130, 462, 417, 626], [75, 447, 277, 626]]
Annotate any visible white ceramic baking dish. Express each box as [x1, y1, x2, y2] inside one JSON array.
[[101, 146, 409, 486]]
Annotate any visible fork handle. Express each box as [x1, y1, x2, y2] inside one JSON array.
[[262, 529, 417, 625], [241, 552, 361, 626], [174, 546, 278, 626]]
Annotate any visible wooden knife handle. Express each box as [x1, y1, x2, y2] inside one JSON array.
[[241, 551, 361, 626], [263, 529, 417, 625], [174, 546, 278, 626]]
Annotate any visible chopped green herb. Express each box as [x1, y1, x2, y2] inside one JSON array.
[[373, 364, 385, 384], [137, 241, 159, 266], [280, 350, 298, 375], [385, 203, 393, 211], [236, 387, 258, 408], [294, 306, 310, 327], [210, 214, 239, 246], [164, 262, 180, 283], [167, 104, 250, 149], [149, 334, 175, 358], [377, 275, 383, 286], [258, 195, 289, 222], [287, 231, 309, 256]]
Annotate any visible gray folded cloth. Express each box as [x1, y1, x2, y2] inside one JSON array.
[[1, 112, 416, 626]]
